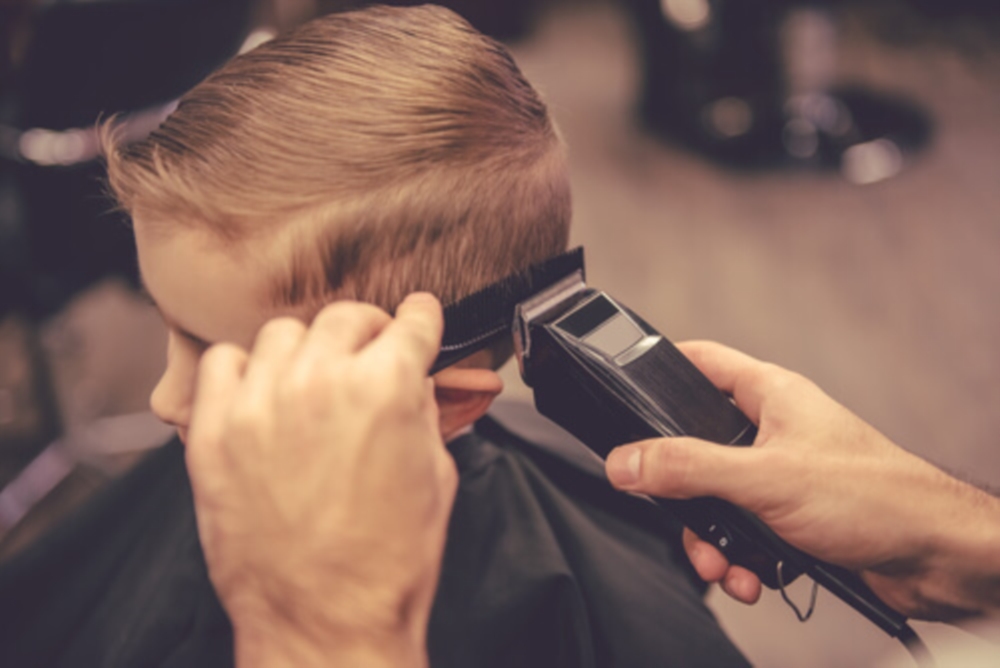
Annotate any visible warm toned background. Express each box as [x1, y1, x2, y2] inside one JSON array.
[[2, 1, 998, 666]]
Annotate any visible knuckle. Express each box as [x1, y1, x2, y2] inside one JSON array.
[[314, 300, 388, 329], [197, 344, 247, 386], [255, 316, 304, 343], [279, 361, 333, 403], [741, 363, 775, 395], [201, 342, 243, 369], [641, 440, 690, 495], [227, 394, 265, 432], [759, 363, 809, 395], [385, 349, 417, 380], [371, 348, 422, 391], [785, 370, 818, 396]]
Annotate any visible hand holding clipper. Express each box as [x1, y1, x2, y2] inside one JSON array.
[[606, 340, 1000, 625], [510, 272, 914, 640], [435, 248, 936, 663]]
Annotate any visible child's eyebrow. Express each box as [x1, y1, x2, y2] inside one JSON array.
[[137, 277, 213, 348]]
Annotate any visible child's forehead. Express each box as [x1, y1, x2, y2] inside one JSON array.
[[135, 216, 299, 348]]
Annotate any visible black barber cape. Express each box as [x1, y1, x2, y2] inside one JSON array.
[[0, 406, 748, 668]]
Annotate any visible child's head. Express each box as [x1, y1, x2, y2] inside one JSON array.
[[103, 5, 570, 440]]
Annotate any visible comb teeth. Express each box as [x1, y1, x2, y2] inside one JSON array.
[[431, 247, 585, 373]]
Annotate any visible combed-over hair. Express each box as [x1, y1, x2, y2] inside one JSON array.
[[103, 4, 571, 319]]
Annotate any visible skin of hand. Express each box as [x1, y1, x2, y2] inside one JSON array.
[[184, 293, 457, 668], [605, 341, 1000, 621]]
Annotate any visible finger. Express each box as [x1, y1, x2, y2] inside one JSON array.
[[721, 566, 762, 604], [242, 317, 307, 388], [187, 343, 248, 469], [683, 528, 730, 583], [675, 340, 769, 423], [301, 300, 392, 358], [682, 528, 762, 603], [605, 437, 767, 512], [365, 293, 443, 376]]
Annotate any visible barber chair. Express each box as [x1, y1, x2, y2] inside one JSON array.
[[626, 0, 932, 179]]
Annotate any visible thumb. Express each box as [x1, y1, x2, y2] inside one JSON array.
[[605, 437, 766, 511]]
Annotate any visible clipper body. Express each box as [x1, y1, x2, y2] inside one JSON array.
[[513, 272, 910, 636]]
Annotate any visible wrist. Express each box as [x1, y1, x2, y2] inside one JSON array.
[[870, 471, 1000, 620], [233, 611, 428, 668], [226, 580, 429, 668], [926, 482, 1000, 616]]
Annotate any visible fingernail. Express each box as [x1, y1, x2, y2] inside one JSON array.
[[727, 574, 753, 603], [606, 446, 642, 486], [403, 292, 437, 305]]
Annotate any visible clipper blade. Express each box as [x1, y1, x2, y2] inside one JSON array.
[[431, 247, 585, 373]]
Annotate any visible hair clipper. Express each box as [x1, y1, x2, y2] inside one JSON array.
[[510, 269, 911, 638], [434, 248, 918, 648]]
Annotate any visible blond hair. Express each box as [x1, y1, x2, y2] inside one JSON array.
[[104, 4, 570, 320]]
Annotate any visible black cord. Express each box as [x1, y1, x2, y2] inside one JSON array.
[[898, 623, 935, 668]]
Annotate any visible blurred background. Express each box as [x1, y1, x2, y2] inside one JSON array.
[[1, 0, 998, 665]]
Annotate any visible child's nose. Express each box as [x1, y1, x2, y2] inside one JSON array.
[[150, 372, 192, 431]]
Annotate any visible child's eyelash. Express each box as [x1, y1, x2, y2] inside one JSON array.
[[137, 289, 210, 348], [180, 330, 211, 350]]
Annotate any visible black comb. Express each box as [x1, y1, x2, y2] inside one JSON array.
[[431, 247, 585, 373]]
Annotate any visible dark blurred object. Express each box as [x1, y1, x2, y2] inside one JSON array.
[[14, 0, 251, 128], [802, 86, 932, 185], [0, 315, 59, 490], [905, 0, 1000, 20], [1, 0, 253, 319], [627, 0, 932, 178], [845, 0, 1000, 57], [0, 462, 108, 564], [0, 1, 33, 95], [324, 0, 543, 42], [0, 410, 172, 562], [627, 0, 787, 167]]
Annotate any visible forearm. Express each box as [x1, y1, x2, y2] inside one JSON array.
[[866, 470, 1000, 620], [922, 478, 1000, 617], [611, 340, 1000, 623]]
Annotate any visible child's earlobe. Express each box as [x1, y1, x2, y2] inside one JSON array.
[[433, 368, 503, 440]]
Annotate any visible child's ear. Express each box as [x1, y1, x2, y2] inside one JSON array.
[[433, 367, 504, 441]]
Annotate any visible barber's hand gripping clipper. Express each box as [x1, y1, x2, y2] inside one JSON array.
[[434, 248, 914, 644], [511, 270, 911, 639]]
